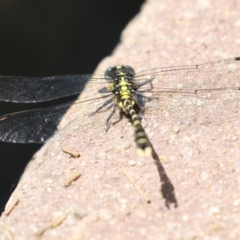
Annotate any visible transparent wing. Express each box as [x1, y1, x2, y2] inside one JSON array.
[[0, 72, 111, 143], [1, 57, 239, 103], [0, 92, 114, 143], [134, 57, 240, 90], [133, 57, 240, 124], [0, 74, 106, 102], [0, 102, 73, 143], [0, 56, 240, 143]]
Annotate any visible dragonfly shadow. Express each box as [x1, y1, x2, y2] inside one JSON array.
[[151, 144, 178, 209]]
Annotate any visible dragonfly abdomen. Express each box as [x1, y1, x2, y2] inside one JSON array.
[[120, 98, 152, 157]]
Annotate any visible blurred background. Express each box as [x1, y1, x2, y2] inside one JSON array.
[[0, 0, 144, 212]]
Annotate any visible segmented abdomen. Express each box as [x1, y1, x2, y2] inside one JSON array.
[[121, 98, 152, 157]]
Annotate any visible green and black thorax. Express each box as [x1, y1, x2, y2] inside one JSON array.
[[104, 65, 138, 113]]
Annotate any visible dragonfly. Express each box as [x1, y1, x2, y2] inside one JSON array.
[[0, 56, 239, 156]]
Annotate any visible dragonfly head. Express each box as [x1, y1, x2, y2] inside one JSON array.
[[104, 65, 135, 81]]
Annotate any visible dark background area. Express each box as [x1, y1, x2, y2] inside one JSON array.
[[0, 0, 144, 212]]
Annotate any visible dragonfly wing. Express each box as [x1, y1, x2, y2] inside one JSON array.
[[0, 74, 106, 103], [134, 57, 240, 125], [0, 102, 74, 143]]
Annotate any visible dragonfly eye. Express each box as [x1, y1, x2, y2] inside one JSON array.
[[121, 65, 135, 75], [104, 67, 115, 80], [104, 65, 135, 81]]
